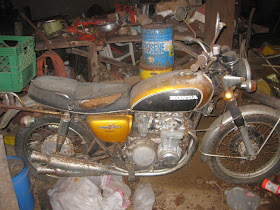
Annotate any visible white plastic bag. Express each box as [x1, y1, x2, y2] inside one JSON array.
[[48, 175, 131, 210], [133, 183, 155, 210]]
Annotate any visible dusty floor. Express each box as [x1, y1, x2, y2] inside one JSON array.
[[3, 114, 280, 210]]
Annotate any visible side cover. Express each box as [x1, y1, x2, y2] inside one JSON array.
[[86, 114, 132, 143]]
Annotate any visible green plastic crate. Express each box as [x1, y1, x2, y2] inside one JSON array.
[[0, 35, 37, 92]]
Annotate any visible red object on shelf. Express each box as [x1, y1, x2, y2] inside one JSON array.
[[67, 26, 97, 41], [115, 3, 136, 24], [67, 19, 110, 41], [74, 19, 109, 28]]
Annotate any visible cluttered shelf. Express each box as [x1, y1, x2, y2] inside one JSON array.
[[35, 32, 191, 52]]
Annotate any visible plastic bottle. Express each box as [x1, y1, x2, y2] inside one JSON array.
[[133, 183, 155, 210], [225, 187, 261, 210], [64, 61, 72, 78], [262, 179, 280, 194]]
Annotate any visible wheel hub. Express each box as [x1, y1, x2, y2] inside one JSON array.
[[41, 134, 75, 156]]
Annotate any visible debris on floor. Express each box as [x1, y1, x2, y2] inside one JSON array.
[[48, 176, 131, 210]]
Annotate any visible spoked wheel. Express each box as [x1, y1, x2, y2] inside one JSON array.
[[15, 116, 96, 181], [208, 113, 280, 184]]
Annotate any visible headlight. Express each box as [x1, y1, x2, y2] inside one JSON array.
[[233, 58, 252, 80]]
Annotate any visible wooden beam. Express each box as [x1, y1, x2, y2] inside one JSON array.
[[174, 54, 192, 67], [72, 48, 89, 57], [35, 32, 192, 52], [105, 32, 193, 44], [174, 41, 199, 58], [262, 64, 280, 68], [98, 55, 139, 71], [72, 48, 139, 71], [0, 136, 19, 210], [88, 43, 99, 82], [35, 40, 103, 51], [106, 35, 141, 43]]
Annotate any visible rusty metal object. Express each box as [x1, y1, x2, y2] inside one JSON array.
[[139, 62, 173, 80], [0, 104, 63, 116], [31, 131, 198, 177], [20, 13, 52, 51], [20, 116, 35, 127], [31, 151, 127, 176], [1, 92, 26, 107], [36, 167, 84, 176], [141, 23, 174, 76], [184, 20, 196, 38], [79, 94, 122, 109], [0, 92, 62, 116], [56, 113, 71, 153], [97, 14, 129, 36]]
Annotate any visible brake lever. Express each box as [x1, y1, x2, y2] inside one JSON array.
[[184, 36, 209, 54]]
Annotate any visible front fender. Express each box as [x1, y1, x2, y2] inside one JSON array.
[[200, 104, 279, 162], [0, 95, 37, 129]]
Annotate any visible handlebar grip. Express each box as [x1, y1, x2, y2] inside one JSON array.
[[190, 55, 207, 72]]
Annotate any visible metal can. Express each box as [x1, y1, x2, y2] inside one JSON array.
[[141, 23, 174, 69], [139, 63, 173, 80]]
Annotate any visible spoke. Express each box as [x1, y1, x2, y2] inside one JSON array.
[[216, 120, 280, 176]]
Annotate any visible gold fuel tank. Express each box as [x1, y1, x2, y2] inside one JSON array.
[[86, 114, 132, 143], [130, 70, 214, 112]]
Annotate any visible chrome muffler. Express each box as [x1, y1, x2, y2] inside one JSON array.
[[31, 151, 127, 176]]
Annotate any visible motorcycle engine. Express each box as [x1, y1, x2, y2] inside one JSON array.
[[124, 112, 186, 168]]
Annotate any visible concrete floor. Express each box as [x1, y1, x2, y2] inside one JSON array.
[[3, 115, 280, 210]]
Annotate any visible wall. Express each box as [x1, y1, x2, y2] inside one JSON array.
[[11, 0, 115, 19]]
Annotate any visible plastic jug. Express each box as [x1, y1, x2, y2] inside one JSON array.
[[133, 183, 155, 210], [225, 187, 261, 210]]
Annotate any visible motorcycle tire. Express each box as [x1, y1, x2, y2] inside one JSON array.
[[15, 115, 97, 182], [207, 111, 280, 184]]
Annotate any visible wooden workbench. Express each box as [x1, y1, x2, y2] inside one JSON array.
[[35, 32, 196, 82]]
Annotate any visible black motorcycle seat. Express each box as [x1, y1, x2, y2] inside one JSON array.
[[28, 76, 131, 113]]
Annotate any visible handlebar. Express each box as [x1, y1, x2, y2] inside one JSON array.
[[190, 54, 208, 72]]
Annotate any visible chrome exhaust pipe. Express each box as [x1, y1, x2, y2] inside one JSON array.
[[32, 131, 198, 177], [37, 167, 93, 176], [31, 151, 127, 176]]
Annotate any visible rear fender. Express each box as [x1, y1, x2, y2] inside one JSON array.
[[0, 95, 37, 129], [200, 105, 279, 162]]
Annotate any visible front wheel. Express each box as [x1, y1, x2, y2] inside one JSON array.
[[208, 110, 280, 184], [15, 115, 94, 181]]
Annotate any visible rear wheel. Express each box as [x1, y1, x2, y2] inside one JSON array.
[[208, 114, 280, 184], [15, 115, 95, 181]]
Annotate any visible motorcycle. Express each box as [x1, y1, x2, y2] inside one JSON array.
[[1, 16, 280, 184]]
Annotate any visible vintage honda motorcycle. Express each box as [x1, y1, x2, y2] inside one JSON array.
[[1, 18, 280, 184]]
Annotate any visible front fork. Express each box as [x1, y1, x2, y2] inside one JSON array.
[[227, 98, 256, 159], [56, 112, 71, 153]]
